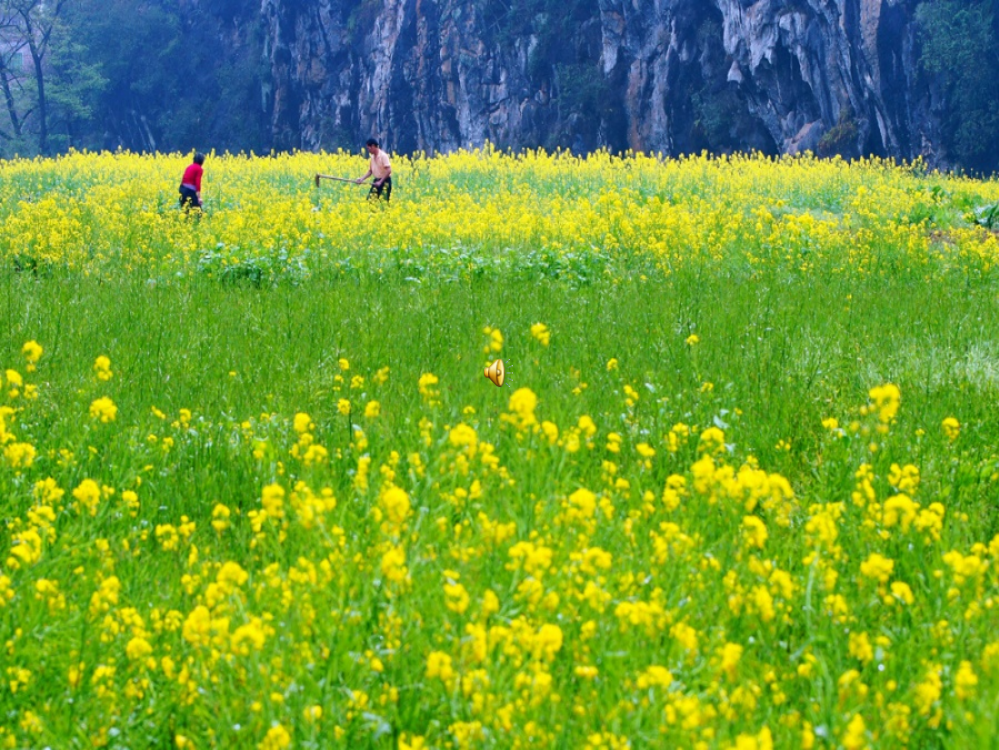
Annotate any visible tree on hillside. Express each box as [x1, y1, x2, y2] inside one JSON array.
[[0, 4, 32, 148], [62, 0, 186, 151], [62, 0, 267, 154], [0, 0, 70, 155], [45, 23, 105, 151], [916, 0, 999, 175]]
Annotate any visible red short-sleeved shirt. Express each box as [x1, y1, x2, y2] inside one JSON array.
[[181, 163, 203, 191]]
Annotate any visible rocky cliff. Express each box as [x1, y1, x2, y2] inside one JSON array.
[[257, 0, 944, 163]]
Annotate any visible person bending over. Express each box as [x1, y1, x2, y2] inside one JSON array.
[[179, 153, 206, 211], [356, 139, 392, 202]]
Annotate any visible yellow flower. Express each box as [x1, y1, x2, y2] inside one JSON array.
[[531, 323, 551, 346], [502, 387, 538, 431], [93, 355, 113, 381], [303, 705, 322, 722], [217, 561, 249, 589], [0, 575, 14, 606], [541, 420, 559, 444], [293, 412, 314, 433], [380, 545, 408, 583], [449, 721, 484, 746], [888, 463, 920, 492], [666, 423, 690, 452], [534, 623, 564, 661], [426, 651, 456, 682], [606, 432, 622, 453], [848, 632, 873, 665], [726, 726, 773, 750], [670, 621, 698, 652], [337, 398, 351, 416], [859, 553, 894, 584], [868, 383, 901, 423], [212, 504, 231, 533], [18, 711, 42, 735], [955, 660, 978, 700], [261, 484, 285, 518], [719, 643, 742, 678], [942, 417, 960, 441], [7, 528, 42, 568], [742, 516, 768, 549], [606, 358, 618, 371], [449, 422, 478, 450], [418, 373, 440, 403], [883, 494, 918, 532], [182, 605, 213, 647], [338, 358, 350, 371], [89, 396, 118, 423], [482, 326, 503, 353], [364, 400, 381, 418], [22, 340, 43, 372], [841, 714, 866, 750], [73, 478, 102, 516], [890, 581, 914, 605], [481, 589, 500, 617], [126, 636, 153, 661], [6, 369, 23, 396], [445, 582, 470, 614], [915, 664, 942, 717], [685, 333, 700, 346], [4, 442, 36, 468], [231, 618, 269, 655], [636, 665, 672, 689], [259, 724, 292, 750], [698, 426, 726, 454], [380, 486, 412, 528]]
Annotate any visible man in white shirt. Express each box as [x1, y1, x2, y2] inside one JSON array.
[[356, 138, 392, 202]]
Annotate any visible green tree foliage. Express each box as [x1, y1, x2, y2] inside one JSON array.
[[62, 0, 185, 151], [0, 0, 71, 156], [916, 0, 999, 175], [0, 0, 268, 156], [63, 0, 267, 154], [45, 23, 106, 152]]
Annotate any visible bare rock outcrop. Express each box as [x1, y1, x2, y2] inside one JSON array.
[[257, 0, 944, 164]]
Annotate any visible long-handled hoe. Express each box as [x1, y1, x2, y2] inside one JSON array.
[[314, 173, 367, 187]]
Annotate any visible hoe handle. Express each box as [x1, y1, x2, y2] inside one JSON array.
[[315, 173, 360, 184]]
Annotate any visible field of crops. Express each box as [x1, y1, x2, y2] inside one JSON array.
[[2, 149, 999, 749]]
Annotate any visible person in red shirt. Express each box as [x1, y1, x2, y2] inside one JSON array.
[[179, 153, 206, 211]]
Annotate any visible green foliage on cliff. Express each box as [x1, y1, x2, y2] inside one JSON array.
[[816, 107, 860, 160], [0, 0, 267, 158], [916, 0, 999, 175]]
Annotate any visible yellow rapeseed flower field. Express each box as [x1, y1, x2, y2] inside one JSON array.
[[2, 149, 999, 749], [1, 148, 997, 282]]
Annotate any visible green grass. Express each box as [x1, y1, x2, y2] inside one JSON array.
[[4, 267, 997, 499]]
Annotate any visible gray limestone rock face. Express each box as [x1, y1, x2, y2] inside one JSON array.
[[257, 0, 945, 165]]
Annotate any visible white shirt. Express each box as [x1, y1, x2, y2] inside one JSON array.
[[370, 150, 391, 179]]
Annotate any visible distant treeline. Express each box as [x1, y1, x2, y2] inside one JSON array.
[[0, 0, 997, 174], [915, 0, 999, 175], [0, 0, 267, 158]]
